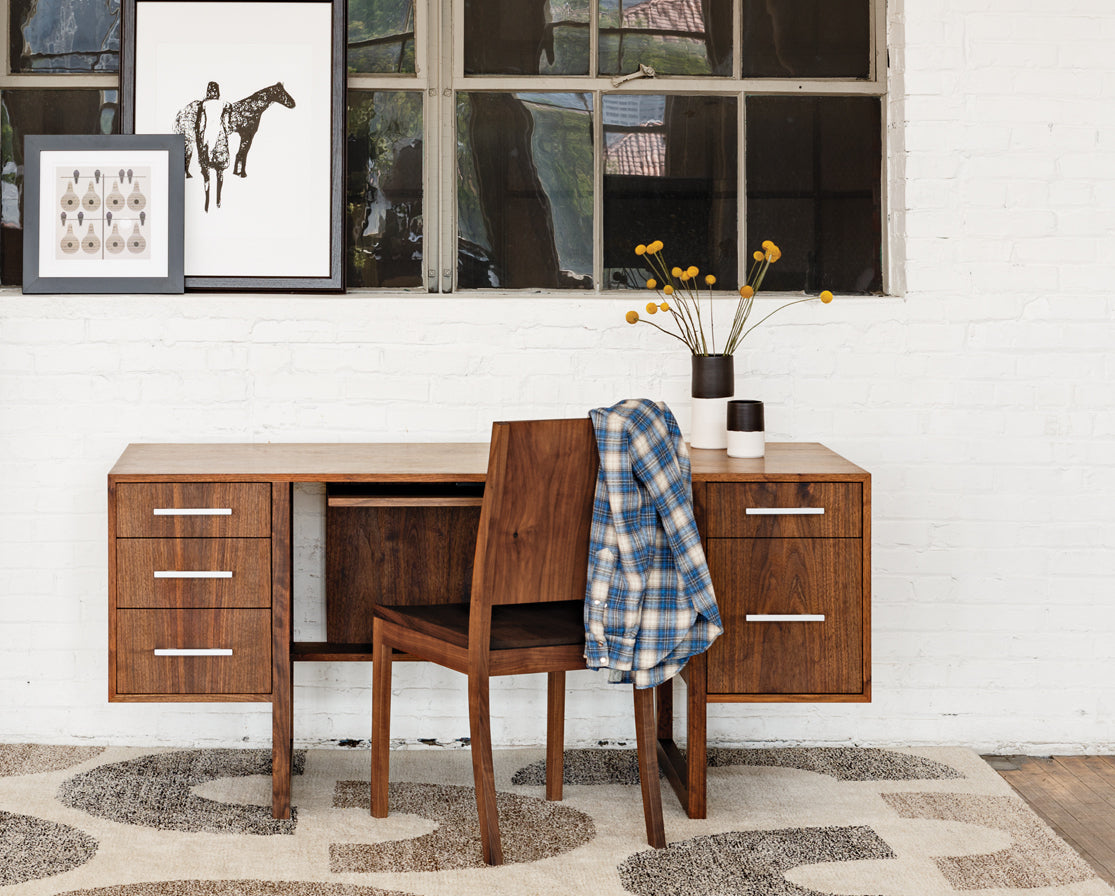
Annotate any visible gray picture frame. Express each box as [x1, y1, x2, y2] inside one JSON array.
[[22, 134, 186, 295]]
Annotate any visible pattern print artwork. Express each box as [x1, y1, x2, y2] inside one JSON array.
[[173, 80, 296, 212], [54, 165, 151, 261]]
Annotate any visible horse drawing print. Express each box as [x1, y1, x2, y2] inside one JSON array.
[[172, 80, 295, 211], [227, 82, 296, 178]]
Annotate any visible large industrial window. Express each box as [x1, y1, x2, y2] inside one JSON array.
[[1, 0, 887, 293]]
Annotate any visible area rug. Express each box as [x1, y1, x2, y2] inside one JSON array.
[[1, 743, 1111, 896]]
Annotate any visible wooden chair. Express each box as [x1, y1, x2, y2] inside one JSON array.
[[370, 417, 666, 865]]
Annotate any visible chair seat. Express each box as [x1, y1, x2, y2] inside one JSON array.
[[374, 599, 586, 651]]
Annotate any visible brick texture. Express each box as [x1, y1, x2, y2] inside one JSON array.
[[2, 1, 1114, 753]]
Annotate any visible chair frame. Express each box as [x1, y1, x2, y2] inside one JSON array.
[[370, 417, 665, 865]]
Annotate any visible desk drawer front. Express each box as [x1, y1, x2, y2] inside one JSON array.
[[116, 483, 271, 538], [117, 539, 271, 609], [705, 482, 860, 538], [706, 537, 863, 695], [116, 609, 271, 695]]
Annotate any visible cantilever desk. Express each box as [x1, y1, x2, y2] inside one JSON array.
[[107, 441, 870, 819]]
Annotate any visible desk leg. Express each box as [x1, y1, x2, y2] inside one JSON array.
[[271, 481, 293, 819], [656, 653, 708, 819], [684, 651, 707, 819]]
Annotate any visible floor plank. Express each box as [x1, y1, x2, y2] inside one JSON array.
[[985, 754, 1115, 886]]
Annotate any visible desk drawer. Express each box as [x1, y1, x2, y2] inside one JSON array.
[[706, 537, 863, 696], [117, 539, 270, 609], [704, 482, 860, 538], [116, 483, 271, 538], [116, 609, 271, 695]]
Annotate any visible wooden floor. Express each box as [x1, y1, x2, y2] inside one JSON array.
[[985, 754, 1115, 885]]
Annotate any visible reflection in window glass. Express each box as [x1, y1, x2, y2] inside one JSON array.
[[599, 0, 731, 76], [603, 94, 736, 289], [1, 89, 118, 285], [9, 0, 121, 72], [457, 92, 593, 290], [743, 0, 870, 78], [746, 96, 881, 294], [465, 0, 589, 75], [347, 91, 423, 288], [348, 0, 415, 73]]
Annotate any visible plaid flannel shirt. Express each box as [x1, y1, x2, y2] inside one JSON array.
[[583, 399, 723, 688]]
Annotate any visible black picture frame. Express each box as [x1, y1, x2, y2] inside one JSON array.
[[121, 0, 345, 292], [22, 134, 186, 295]]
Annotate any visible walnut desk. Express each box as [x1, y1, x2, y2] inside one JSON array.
[[107, 441, 870, 820]]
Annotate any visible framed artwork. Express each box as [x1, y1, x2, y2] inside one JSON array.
[[22, 134, 185, 294], [121, 0, 345, 291]]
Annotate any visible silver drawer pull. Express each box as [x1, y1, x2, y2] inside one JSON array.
[[152, 646, 233, 655], [153, 571, 233, 579], [746, 614, 826, 623], [153, 648, 233, 656], [153, 508, 233, 516], [746, 507, 824, 515]]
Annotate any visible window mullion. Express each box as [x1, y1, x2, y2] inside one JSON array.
[[440, 0, 457, 292]]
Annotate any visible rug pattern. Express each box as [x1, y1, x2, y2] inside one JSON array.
[[56, 749, 306, 835], [330, 780, 595, 871], [0, 745, 1110, 896], [511, 746, 963, 786]]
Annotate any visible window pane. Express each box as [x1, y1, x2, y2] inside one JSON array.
[[743, 0, 870, 78], [348, 0, 415, 74], [9, 0, 121, 72], [465, 0, 589, 75], [603, 94, 737, 290], [346, 91, 423, 289], [1, 89, 118, 285], [746, 96, 881, 294], [457, 92, 593, 290], [599, 0, 731, 77]]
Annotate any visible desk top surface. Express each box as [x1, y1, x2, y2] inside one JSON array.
[[109, 441, 868, 482]]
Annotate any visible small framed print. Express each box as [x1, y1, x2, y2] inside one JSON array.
[[121, 0, 345, 291], [22, 134, 185, 294]]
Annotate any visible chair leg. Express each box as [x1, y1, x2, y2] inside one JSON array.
[[468, 668, 503, 865], [370, 632, 393, 818], [633, 685, 666, 849], [546, 671, 566, 801]]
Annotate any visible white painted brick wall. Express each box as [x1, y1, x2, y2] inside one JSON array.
[[2, 0, 1115, 753]]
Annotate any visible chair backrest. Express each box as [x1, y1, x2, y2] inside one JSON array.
[[470, 418, 598, 607]]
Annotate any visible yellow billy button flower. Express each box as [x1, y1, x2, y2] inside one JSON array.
[[659, 302, 670, 312], [648, 240, 663, 253], [753, 250, 764, 261], [761, 239, 774, 250], [739, 285, 755, 298], [625, 310, 640, 324], [646, 278, 657, 289], [820, 290, 834, 304], [671, 266, 682, 277], [663, 284, 674, 295], [687, 265, 699, 278], [635, 244, 647, 256], [679, 270, 690, 282], [705, 274, 716, 286], [646, 302, 659, 314]]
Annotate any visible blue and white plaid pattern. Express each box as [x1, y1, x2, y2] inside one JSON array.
[[584, 399, 723, 688]]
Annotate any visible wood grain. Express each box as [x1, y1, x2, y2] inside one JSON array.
[[116, 609, 271, 695], [326, 503, 481, 643], [705, 537, 863, 695], [990, 754, 1115, 885], [115, 482, 271, 537], [705, 482, 861, 538], [116, 538, 270, 609]]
